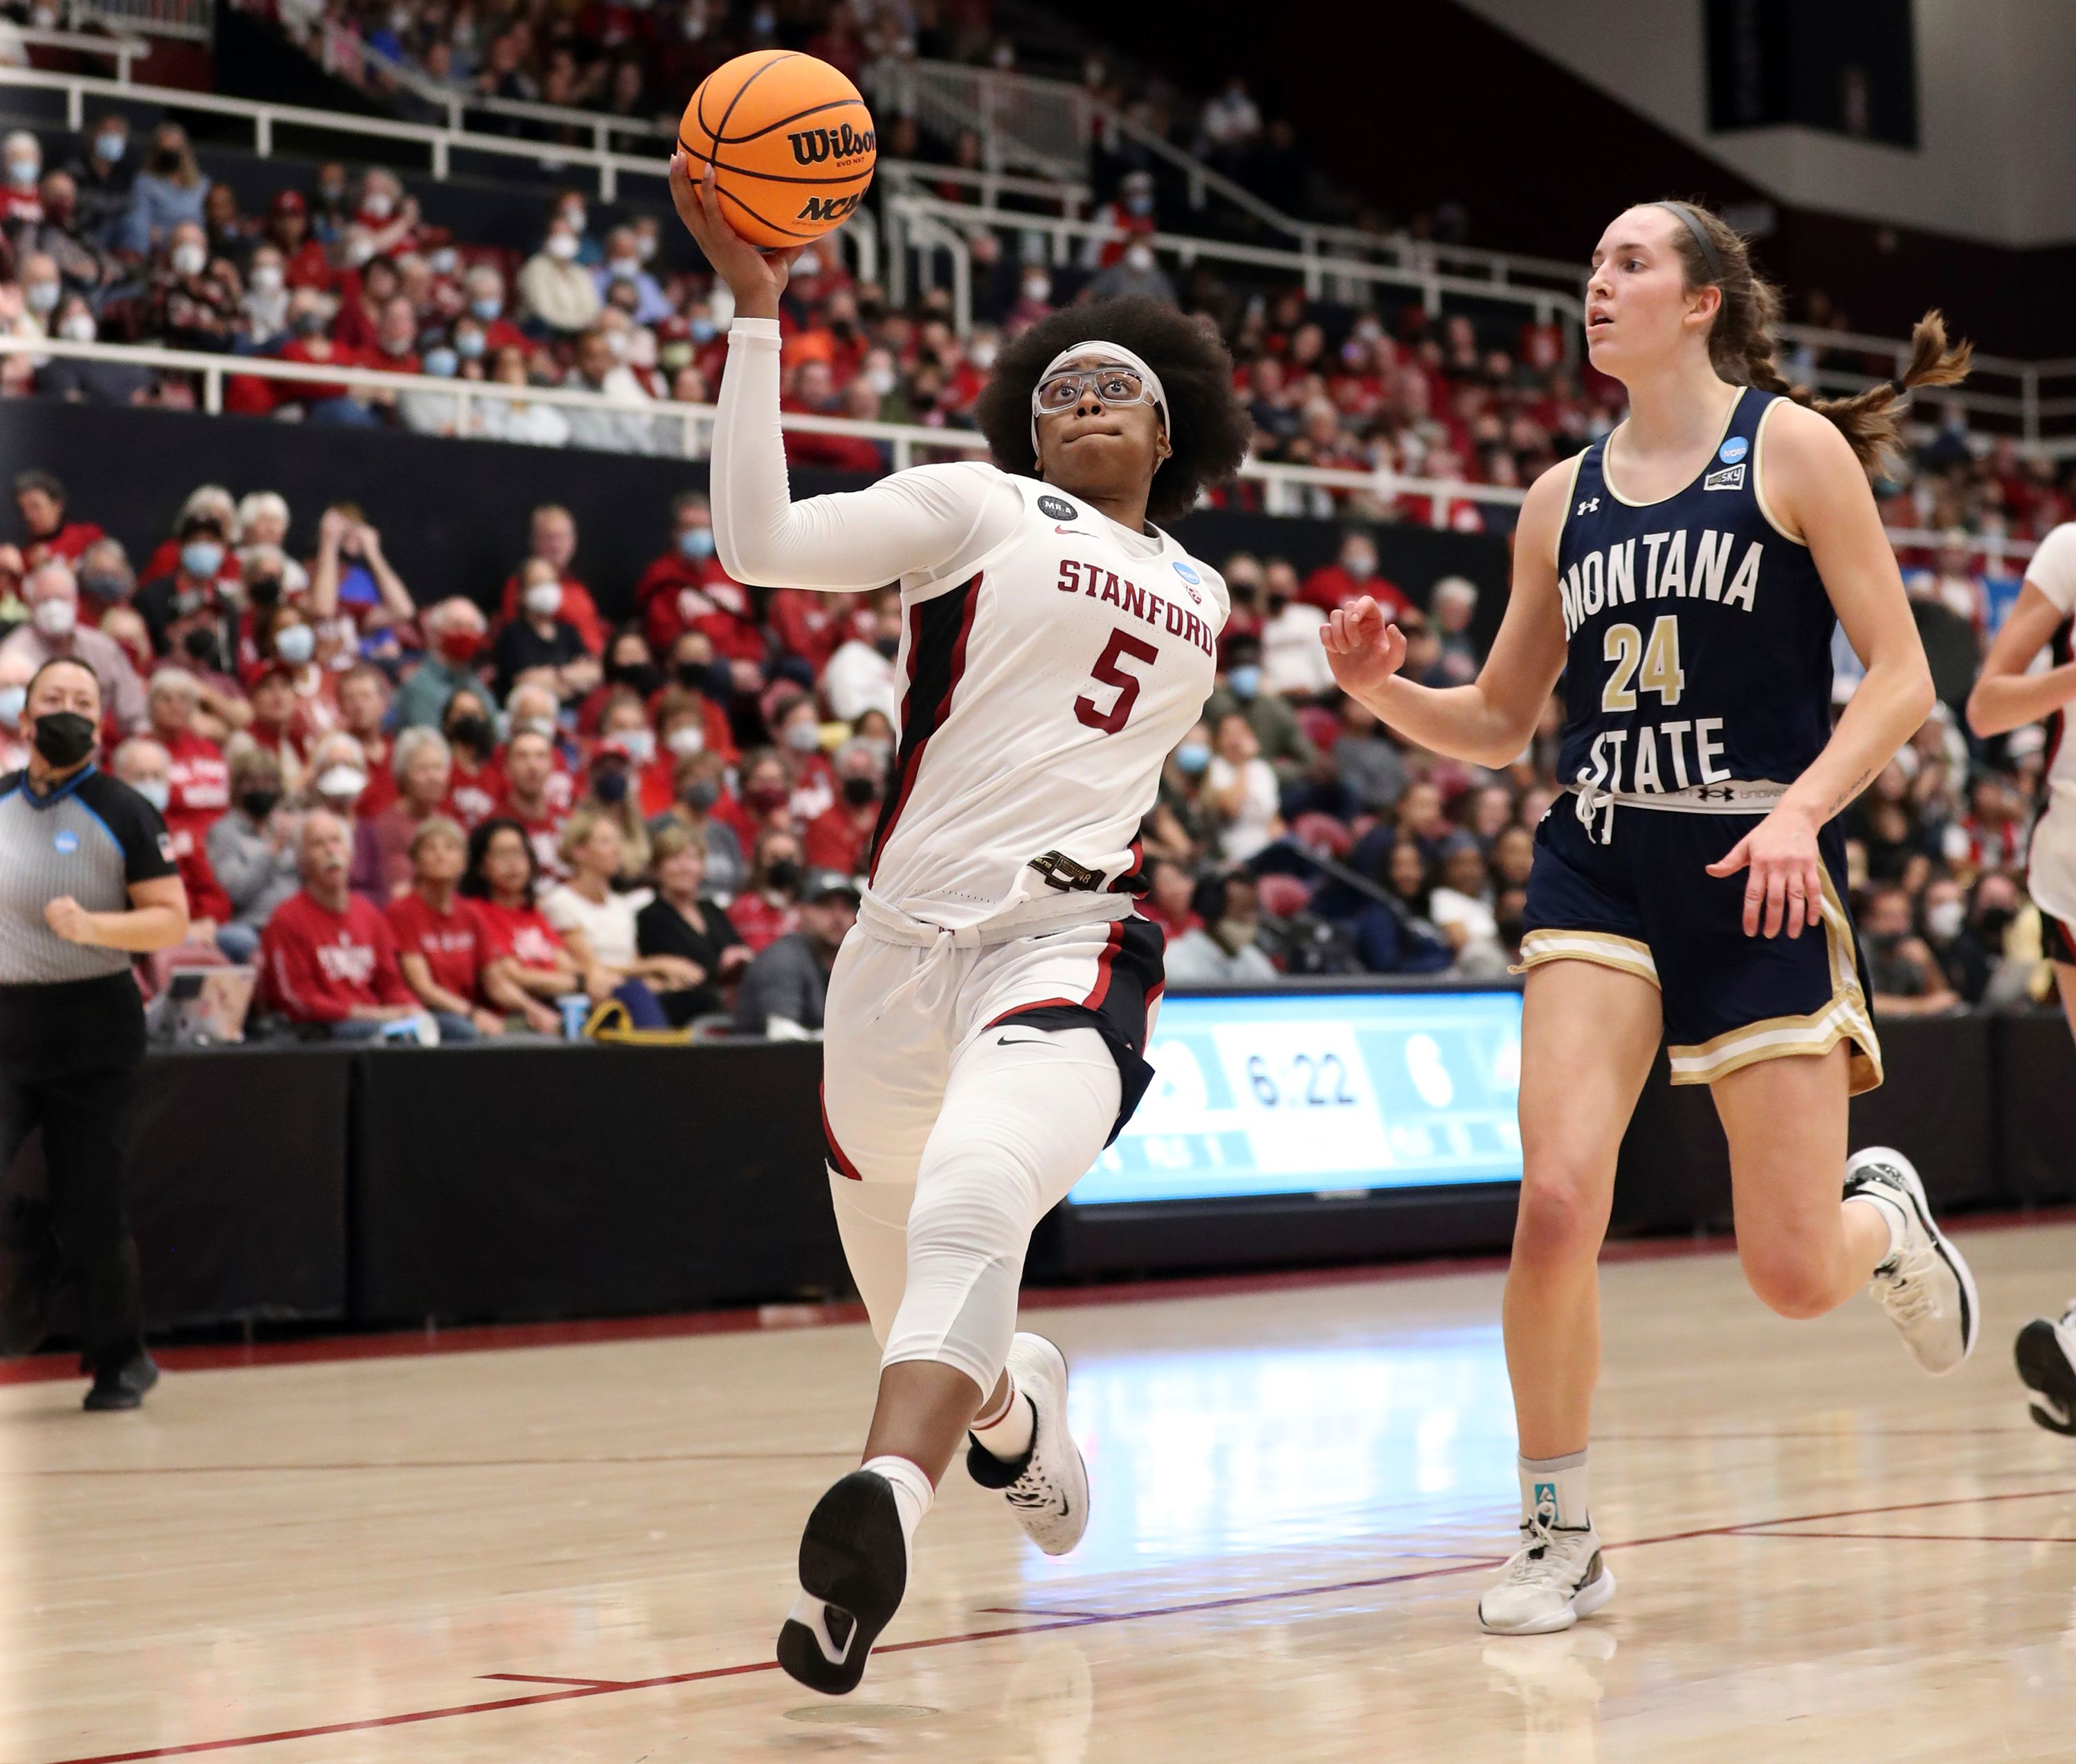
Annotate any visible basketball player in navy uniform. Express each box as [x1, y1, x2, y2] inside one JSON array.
[[669, 153, 1253, 1692], [1967, 518, 2076, 1435], [1323, 201, 1977, 1633]]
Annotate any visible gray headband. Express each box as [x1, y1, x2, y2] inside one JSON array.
[[1654, 200, 1724, 285]]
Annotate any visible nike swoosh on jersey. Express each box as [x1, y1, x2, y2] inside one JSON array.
[[1054, 525, 1089, 536]]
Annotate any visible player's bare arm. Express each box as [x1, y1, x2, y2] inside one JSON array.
[[1968, 580, 2076, 735], [1320, 457, 1570, 767]]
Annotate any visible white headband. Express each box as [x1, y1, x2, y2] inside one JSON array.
[[1028, 340, 1169, 455]]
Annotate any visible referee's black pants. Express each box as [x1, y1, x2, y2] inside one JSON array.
[[0, 974, 147, 1374]]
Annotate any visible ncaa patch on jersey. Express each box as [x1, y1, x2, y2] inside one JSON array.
[[1704, 464, 1747, 491], [53, 828, 78, 854], [1037, 494, 1080, 521], [1718, 434, 1750, 466], [1172, 560, 1201, 584]]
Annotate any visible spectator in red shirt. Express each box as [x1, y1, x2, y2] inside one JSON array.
[[1139, 856, 1206, 944], [270, 291, 370, 421], [439, 689, 504, 828], [336, 662, 398, 816], [493, 727, 572, 880], [387, 815, 505, 1039], [658, 633, 739, 761], [637, 491, 763, 664], [1300, 529, 1415, 619], [769, 585, 873, 678], [716, 748, 797, 849], [331, 253, 403, 358], [244, 663, 319, 790], [729, 826, 806, 954], [496, 504, 606, 656], [260, 810, 428, 1039], [461, 815, 584, 1034], [266, 189, 332, 291], [10, 471, 104, 572], [358, 726, 453, 902], [803, 738, 882, 878], [109, 733, 239, 948], [145, 669, 229, 862]]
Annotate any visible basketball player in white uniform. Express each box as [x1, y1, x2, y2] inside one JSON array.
[[1967, 519, 2076, 1434], [668, 153, 1253, 1693]]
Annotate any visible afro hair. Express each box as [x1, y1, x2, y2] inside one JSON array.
[[972, 296, 1253, 523]]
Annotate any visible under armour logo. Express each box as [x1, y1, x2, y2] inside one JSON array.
[[1576, 496, 1601, 515], [1697, 785, 1735, 801]]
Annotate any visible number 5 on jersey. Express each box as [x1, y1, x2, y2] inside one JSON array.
[[1602, 614, 1686, 712], [1075, 627, 1159, 734]]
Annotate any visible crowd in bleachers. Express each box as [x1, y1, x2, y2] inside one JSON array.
[[1, 424, 2065, 1042]]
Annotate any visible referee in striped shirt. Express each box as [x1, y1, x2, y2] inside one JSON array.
[[1, 657, 188, 1410]]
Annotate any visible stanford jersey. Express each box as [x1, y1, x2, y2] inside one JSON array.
[[867, 472, 1226, 931], [386, 891, 486, 1003]]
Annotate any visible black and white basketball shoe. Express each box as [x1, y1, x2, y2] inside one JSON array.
[[1844, 1147, 1978, 1374], [776, 1471, 908, 1695], [2016, 1302, 2076, 1436], [966, 1333, 1090, 1556]]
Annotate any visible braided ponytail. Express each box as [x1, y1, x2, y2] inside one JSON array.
[[1656, 199, 1972, 480]]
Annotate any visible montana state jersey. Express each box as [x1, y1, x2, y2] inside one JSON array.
[[1520, 390, 1882, 1094], [1555, 388, 1834, 800], [866, 469, 1228, 932]]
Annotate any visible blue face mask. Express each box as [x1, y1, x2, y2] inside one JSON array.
[[423, 347, 459, 378], [1175, 740, 1211, 775], [677, 527, 715, 560], [181, 540, 224, 579], [689, 316, 716, 343], [1228, 664, 1262, 700], [96, 133, 125, 163], [455, 329, 486, 359], [0, 684, 25, 725], [471, 297, 501, 322]]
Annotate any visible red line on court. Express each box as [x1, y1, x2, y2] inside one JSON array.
[[46, 1482, 2076, 1764], [477, 1673, 630, 1687], [1736, 1529, 2076, 1545]]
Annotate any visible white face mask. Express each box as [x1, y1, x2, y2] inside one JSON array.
[[33, 598, 78, 637], [1926, 899, 1967, 941], [864, 365, 896, 397], [524, 581, 564, 618], [275, 624, 316, 665], [316, 764, 368, 802], [561, 205, 587, 235], [968, 340, 998, 370], [635, 232, 657, 262], [133, 776, 171, 812], [666, 724, 706, 757], [25, 280, 59, 314], [5, 156, 38, 189], [172, 242, 207, 278], [251, 263, 284, 295], [610, 727, 655, 764], [58, 313, 94, 343], [1123, 243, 1155, 273], [361, 190, 395, 221], [545, 231, 579, 262]]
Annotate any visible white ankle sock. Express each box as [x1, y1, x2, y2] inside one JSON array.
[[861, 1454, 934, 1553], [1518, 1449, 1590, 1531], [1846, 1189, 1907, 1269], [971, 1379, 1036, 1461]]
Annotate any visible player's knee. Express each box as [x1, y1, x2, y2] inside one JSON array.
[[1511, 1163, 1606, 1268], [1740, 1242, 1838, 1320]]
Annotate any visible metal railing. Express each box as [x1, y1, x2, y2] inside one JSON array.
[[862, 55, 1086, 185], [10, 22, 149, 77], [0, 333, 1528, 526], [6, 66, 2073, 452], [885, 190, 1585, 340], [64, 0, 209, 43]]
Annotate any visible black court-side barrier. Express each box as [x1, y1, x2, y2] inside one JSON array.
[[3, 1009, 2064, 1334]]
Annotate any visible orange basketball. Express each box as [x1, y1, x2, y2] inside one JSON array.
[[679, 51, 877, 250]]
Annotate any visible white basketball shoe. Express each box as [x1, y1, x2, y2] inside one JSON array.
[[1477, 1497, 1616, 1636], [965, 1333, 1089, 1556], [2017, 1301, 2076, 1435], [1844, 1147, 1978, 1375]]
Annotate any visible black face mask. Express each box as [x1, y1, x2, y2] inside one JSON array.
[[1976, 906, 2014, 944], [608, 661, 660, 699], [681, 779, 720, 812], [241, 788, 280, 820], [675, 660, 712, 691], [873, 635, 900, 660], [764, 858, 803, 895], [247, 575, 282, 610], [446, 713, 493, 754], [591, 768, 629, 805], [183, 628, 219, 664], [840, 774, 878, 808], [33, 711, 95, 768]]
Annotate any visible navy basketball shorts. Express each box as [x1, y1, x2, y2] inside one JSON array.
[[1518, 801, 1882, 1094]]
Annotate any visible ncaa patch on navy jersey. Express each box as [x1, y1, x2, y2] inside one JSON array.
[[1718, 434, 1750, 465], [1038, 494, 1080, 521]]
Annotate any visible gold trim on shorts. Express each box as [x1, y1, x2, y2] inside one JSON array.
[[1512, 929, 1660, 987], [1664, 866, 1882, 1095]]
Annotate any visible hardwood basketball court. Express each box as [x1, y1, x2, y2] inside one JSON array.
[[8, 1219, 2075, 1763]]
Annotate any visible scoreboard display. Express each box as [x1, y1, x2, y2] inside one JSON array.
[[1067, 988, 1524, 1208]]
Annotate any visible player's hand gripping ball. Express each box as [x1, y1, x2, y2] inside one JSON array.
[[678, 51, 877, 249]]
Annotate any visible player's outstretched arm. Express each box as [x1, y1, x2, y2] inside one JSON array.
[[1320, 460, 1569, 767], [1967, 528, 2076, 736], [671, 151, 1019, 594]]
